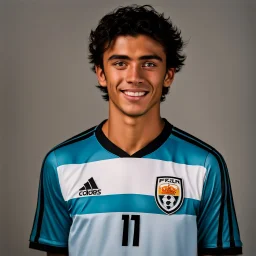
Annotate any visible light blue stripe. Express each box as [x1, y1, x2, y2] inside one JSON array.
[[144, 135, 208, 167], [55, 135, 119, 166], [68, 194, 199, 217]]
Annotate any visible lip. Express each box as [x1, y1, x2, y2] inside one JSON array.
[[120, 90, 148, 101], [120, 89, 149, 93]]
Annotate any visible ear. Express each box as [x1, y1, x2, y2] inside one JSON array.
[[95, 65, 107, 87], [163, 68, 175, 88]]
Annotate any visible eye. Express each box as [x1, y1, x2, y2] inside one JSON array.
[[143, 62, 156, 67], [113, 61, 126, 67]]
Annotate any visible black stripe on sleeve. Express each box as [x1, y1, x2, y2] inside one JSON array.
[[29, 241, 68, 254], [222, 160, 235, 247], [209, 148, 238, 248], [223, 158, 241, 246], [172, 127, 235, 249], [29, 175, 43, 242], [34, 170, 45, 243], [198, 246, 242, 255]]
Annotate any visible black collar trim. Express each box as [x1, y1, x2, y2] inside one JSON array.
[[95, 118, 173, 158]]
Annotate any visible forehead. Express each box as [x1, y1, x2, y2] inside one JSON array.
[[104, 35, 166, 60]]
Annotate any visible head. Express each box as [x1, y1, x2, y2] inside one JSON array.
[[88, 5, 186, 117]]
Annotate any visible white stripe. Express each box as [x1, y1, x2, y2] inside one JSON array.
[[57, 158, 206, 201]]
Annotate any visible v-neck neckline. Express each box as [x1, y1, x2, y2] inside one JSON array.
[[95, 118, 173, 158]]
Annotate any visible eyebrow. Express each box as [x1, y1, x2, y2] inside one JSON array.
[[108, 54, 163, 62]]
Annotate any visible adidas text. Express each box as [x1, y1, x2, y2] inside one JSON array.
[[79, 189, 101, 196]]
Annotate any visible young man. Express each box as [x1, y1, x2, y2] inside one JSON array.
[[29, 5, 242, 256]]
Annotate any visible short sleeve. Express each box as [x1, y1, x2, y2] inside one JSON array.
[[29, 150, 72, 254], [197, 151, 243, 255]]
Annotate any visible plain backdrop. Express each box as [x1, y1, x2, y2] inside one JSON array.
[[1, 0, 255, 255]]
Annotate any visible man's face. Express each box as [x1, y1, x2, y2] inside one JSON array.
[[96, 35, 174, 118]]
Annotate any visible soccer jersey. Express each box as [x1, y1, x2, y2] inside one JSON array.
[[29, 118, 242, 255]]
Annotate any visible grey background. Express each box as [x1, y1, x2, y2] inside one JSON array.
[[1, 0, 255, 255]]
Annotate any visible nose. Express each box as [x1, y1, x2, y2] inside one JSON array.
[[125, 65, 144, 85]]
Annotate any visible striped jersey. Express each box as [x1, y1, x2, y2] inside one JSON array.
[[29, 118, 242, 255]]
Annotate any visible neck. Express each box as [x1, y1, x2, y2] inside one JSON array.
[[102, 103, 165, 155]]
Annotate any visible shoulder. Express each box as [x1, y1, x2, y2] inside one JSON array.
[[170, 125, 226, 168], [54, 125, 97, 151], [43, 124, 98, 168]]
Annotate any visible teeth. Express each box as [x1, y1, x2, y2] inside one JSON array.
[[124, 91, 146, 97]]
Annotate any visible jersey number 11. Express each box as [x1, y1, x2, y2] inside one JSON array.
[[122, 215, 140, 246]]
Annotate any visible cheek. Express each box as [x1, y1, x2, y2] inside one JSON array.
[[147, 73, 165, 91], [106, 69, 124, 85]]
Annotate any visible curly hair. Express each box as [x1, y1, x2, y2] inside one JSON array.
[[88, 4, 187, 102]]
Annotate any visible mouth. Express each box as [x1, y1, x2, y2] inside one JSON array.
[[120, 90, 149, 98]]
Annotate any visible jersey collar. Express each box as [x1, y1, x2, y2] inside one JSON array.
[[95, 118, 173, 158]]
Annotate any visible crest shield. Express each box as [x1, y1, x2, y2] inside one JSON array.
[[155, 176, 184, 215]]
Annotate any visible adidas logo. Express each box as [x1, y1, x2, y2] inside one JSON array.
[[79, 177, 101, 196]]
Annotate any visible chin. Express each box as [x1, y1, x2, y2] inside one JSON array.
[[121, 108, 149, 118]]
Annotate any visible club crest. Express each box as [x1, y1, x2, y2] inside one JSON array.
[[155, 176, 184, 215]]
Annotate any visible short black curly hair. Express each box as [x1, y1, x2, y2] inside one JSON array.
[[88, 4, 186, 102]]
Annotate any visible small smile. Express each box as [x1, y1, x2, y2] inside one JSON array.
[[120, 90, 149, 98]]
